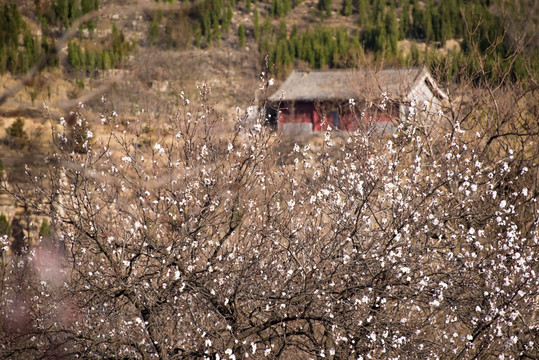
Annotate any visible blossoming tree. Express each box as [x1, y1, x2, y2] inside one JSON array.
[[1, 71, 538, 359]]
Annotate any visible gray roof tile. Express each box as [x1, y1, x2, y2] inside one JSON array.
[[269, 67, 428, 102]]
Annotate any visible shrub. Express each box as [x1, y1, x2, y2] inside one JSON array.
[[38, 219, 52, 237], [5, 118, 29, 148]]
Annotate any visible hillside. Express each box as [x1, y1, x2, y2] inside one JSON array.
[[1, 0, 537, 111], [0, 0, 537, 176]]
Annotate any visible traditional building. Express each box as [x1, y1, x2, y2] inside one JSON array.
[[268, 67, 447, 135]]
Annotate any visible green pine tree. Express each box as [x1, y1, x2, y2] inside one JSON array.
[[357, 0, 369, 26], [54, 0, 69, 28], [386, 4, 399, 57], [68, 0, 80, 23], [400, 0, 410, 39], [102, 50, 113, 69], [6, 118, 29, 147], [238, 23, 246, 48], [336, 27, 349, 56], [212, 20, 222, 45], [253, 9, 260, 41], [374, 14, 386, 56], [278, 19, 287, 41], [411, 0, 424, 39], [372, 0, 384, 20], [222, 6, 233, 33], [148, 17, 160, 46], [271, 0, 278, 16], [342, 0, 352, 16], [318, 0, 332, 18], [424, 0, 434, 43], [81, 0, 94, 14]]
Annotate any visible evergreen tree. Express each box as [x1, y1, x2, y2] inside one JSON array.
[[274, 38, 292, 71], [278, 19, 287, 41], [212, 17, 222, 45], [102, 50, 113, 69], [200, 11, 211, 38], [23, 32, 38, 65], [48, 38, 60, 67], [261, 16, 273, 40], [53, 0, 69, 28], [400, 0, 410, 39], [6, 118, 29, 147], [372, 0, 384, 20], [68, 41, 83, 69], [373, 13, 386, 56], [386, 4, 399, 57], [271, 0, 278, 17], [17, 50, 29, 75], [302, 34, 315, 67], [424, 0, 434, 43], [336, 27, 349, 56], [342, 0, 352, 16], [68, 0, 80, 23], [222, 6, 233, 33], [86, 49, 96, 70], [290, 24, 300, 58], [238, 23, 246, 48], [258, 16, 273, 58], [81, 0, 94, 14], [357, 0, 369, 26], [253, 9, 260, 41], [148, 17, 160, 46], [439, 0, 455, 46], [410, 0, 424, 39], [318, 0, 332, 18]]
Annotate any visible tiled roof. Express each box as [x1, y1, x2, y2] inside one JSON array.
[[269, 67, 429, 102]]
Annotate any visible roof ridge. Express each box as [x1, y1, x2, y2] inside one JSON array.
[[292, 66, 425, 72]]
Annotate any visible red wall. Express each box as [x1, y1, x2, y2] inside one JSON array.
[[278, 101, 398, 132]]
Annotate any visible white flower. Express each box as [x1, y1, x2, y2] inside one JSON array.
[[287, 199, 295, 209]]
